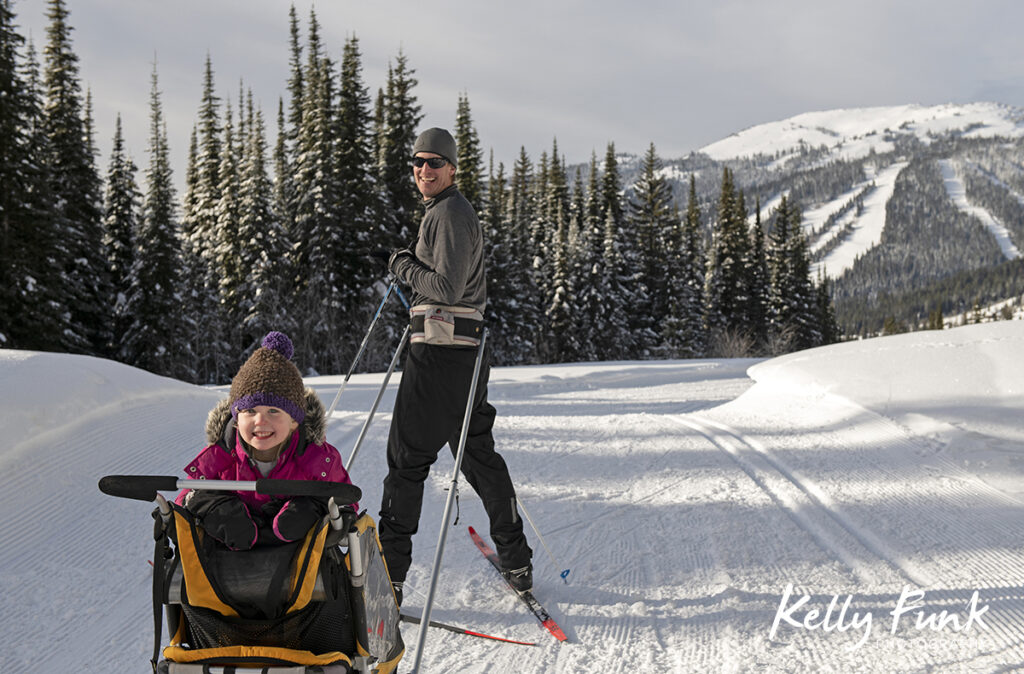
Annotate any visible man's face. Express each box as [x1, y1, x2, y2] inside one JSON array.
[[413, 152, 456, 200]]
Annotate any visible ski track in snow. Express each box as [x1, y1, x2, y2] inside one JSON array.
[[4, 329, 1024, 672]]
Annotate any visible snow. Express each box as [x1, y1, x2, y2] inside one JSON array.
[[700, 102, 1024, 163], [938, 159, 1022, 260], [810, 161, 907, 278], [3, 321, 1024, 671]]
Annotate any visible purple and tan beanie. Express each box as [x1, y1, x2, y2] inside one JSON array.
[[229, 331, 306, 424]]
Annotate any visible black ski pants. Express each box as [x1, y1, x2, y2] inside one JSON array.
[[378, 342, 532, 584]]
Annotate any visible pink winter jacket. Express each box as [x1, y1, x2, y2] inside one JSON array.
[[175, 389, 355, 537]]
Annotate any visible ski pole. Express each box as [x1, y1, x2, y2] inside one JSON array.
[[345, 324, 411, 472], [324, 279, 398, 423], [411, 329, 488, 674], [517, 495, 571, 583]]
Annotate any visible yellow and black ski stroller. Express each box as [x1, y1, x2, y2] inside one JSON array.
[[99, 475, 404, 673]]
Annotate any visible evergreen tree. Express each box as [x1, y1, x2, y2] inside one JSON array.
[[0, 7, 60, 349], [767, 196, 819, 351], [122, 63, 188, 378], [181, 54, 227, 382], [375, 50, 422, 248], [570, 152, 606, 360], [236, 91, 289, 351], [291, 9, 346, 372], [662, 174, 706, 357], [101, 114, 141, 350], [594, 143, 636, 359], [454, 92, 485, 211], [42, 0, 108, 354], [214, 97, 243, 356], [537, 140, 572, 361], [628, 142, 676, 352], [815, 269, 840, 345], [746, 196, 770, 347], [335, 33, 380, 356], [704, 167, 752, 354], [487, 147, 540, 365]]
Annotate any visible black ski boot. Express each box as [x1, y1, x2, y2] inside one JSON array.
[[502, 564, 533, 593]]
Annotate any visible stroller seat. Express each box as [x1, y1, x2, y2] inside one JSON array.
[[154, 501, 403, 674]]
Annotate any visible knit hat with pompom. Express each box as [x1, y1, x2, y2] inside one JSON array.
[[229, 331, 306, 423]]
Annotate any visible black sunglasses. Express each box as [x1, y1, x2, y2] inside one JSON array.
[[412, 156, 448, 169]]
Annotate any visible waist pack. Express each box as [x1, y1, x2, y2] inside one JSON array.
[[410, 304, 483, 347]]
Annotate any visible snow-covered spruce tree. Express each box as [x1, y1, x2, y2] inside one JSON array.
[[557, 166, 590, 364], [628, 142, 676, 354], [746, 196, 770, 349], [455, 92, 485, 213], [371, 50, 423, 359], [593, 143, 638, 360], [545, 180, 578, 362], [815, 269, 840, 346], [101, 114, 141, 352], [704, 167, 753, 356], [766, 195, 819, 351], [567, 152, 606, 361], [41, 0, 108, 355], [480, 153, 510, 356], [662, 174, 706, 357], [0, 6, 60, 350], [375, 49, 422, 249], [527, 151, 552, 339], [235, 92, 290, 355], [122, 64, 190, 379], [181, 55, 229, 383], [291, 12, 348, 374], [214, 98, 244, 363], [334, 34, 386, 369], [536, 141, 573, 362], [486, 147, 541, 365]]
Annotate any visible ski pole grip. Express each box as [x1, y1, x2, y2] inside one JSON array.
[[256, 478, 362, 502], [98, 475, 180, 502]]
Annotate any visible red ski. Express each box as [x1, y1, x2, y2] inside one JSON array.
[[468, 526, 568, 642]]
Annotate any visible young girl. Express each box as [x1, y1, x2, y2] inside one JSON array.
[[176, 331, 353, 549]]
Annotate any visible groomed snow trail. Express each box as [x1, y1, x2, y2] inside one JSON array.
[[3, 341, 1024, 672]]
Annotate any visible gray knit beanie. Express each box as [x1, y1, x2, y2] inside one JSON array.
[[413, 127, 457, 167]]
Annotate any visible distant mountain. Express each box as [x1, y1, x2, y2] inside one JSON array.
[[623, 102, 1024, 335], [699, 102, 1024, 163]]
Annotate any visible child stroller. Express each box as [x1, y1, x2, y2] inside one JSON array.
[[99, 474, 404, 673]]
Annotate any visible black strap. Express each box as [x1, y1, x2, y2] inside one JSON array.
[[151, 510, 170, 672], [410, 313, 483, 339]]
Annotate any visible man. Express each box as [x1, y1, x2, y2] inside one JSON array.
[[378, 127, 532, 605]]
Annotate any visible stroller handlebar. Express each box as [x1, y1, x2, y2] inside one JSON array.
[[99, 475, 362, 503]]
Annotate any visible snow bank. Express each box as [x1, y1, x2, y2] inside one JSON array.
[[747, 321, 1024, 493], [0, 349, 215, 467]]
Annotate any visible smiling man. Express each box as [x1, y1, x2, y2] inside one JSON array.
[[378, 127, 533, 605]]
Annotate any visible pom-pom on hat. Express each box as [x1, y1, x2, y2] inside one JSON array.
[[229, 331, 306, 423]]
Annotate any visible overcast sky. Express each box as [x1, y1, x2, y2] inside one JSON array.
[[12, 0, 1024, 187]]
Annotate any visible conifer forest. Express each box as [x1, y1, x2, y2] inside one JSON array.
[[4, 0, 860, 384]]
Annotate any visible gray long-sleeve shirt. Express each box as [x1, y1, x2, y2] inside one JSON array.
[[391, 186, 487, 313]]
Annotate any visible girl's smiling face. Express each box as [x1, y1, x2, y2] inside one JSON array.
[[236, 405, 298, 456]]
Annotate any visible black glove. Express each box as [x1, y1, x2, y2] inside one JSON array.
[[369, 248, 392, 271], [271, 496, 328, 542], [388, 249, 415, 274], [186, 491, 257, 550]]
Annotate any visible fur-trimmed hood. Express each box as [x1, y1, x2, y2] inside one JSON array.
[[205, 387, 328, 447]]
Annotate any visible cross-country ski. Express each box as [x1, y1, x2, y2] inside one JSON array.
[[468, 526, 568, 642]]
